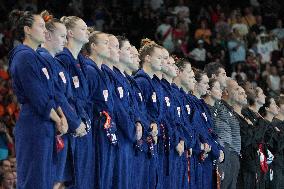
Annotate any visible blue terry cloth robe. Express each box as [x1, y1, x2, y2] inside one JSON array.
[[171, 84, 196, 189], [102, 65, 136, 189], [134, 69, 165, 189], [125, 72, 151, 189], [195, 98, 223, 189], [160, 79, 190, 189], [185, 94, 221, 189], [37, 47, 82, 185], [9, 44, 57, 189], [56, 48, 93, 189], [84, 58, 119, 189]]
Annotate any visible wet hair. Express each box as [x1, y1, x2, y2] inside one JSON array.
[[60, 16, 81, 30], [116, 35, 129, 49], [193, 68, 206, 83], [244, 85, 257, 106], [204, 62, 225, 78], [9, 9, 35, 42], [174, 57, 190, 72], [259, 96, 274, 117], [276, 95, 284, 106], [83, 31, 104, 55], [139, 38, 162, 67], [208, 78, 218, 91], [40, 10, 62, 32]]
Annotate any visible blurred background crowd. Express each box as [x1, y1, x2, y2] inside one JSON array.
[[0, 0, 284, 188]]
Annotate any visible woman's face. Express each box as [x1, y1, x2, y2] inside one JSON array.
[[161, 48, 169, 73], [179, 64, 196, 91], [130, 46, 140, 71], [119, 40, 132, 66], [196, 75, 209, 96], [93, 33, 110, 58], [166, 57, 177, 78], [267, 98, 279, 116], [216, 68, 227, 89], [71, 19, 89, 44], [28, 15, 46, 45], [49, 23, 67, 54], [256, 87, 266, 105], [210, 81, 222, 101], [109, 35, 120, 63], [149, 47, 163, 72]]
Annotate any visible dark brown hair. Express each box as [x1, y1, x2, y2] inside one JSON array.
[[193, 68, 206, 83], [9, 9, 35, 42]]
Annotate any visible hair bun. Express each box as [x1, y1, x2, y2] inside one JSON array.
[[87, 26, 95, 34], [9, 9, 24, 26], [40, 10, 53, 22], [140, 38, 156, 48], [60, 16, 68, 23]]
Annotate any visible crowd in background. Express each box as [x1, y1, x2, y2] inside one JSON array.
[[0, 0, 283, 188]]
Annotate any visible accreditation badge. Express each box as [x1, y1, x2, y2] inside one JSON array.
[[152, 92, 157, 103], [103, 90, 109, 102], [72, 76, 80, 88], [59, 72, 66, 84], [117, 87, 124, 98], [41, 67, 50, 80], [165, 97, 170, 107]]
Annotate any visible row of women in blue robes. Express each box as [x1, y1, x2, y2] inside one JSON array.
[[10, 43, 224, 188]]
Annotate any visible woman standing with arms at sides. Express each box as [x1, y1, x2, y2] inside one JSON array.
[[83, 31, 127, 189], [37, 11, 87, 189], [203, 78, 225, 189], [8, 10, 67, 189], [55, 16, 93, 189], [193, 70, 224, 189], [134, 39, 165, 189]]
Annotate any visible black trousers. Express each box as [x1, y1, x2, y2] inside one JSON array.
[[220, 149, 240, 189]]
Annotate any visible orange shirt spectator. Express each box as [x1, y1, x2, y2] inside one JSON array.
[[195, 20, 212, 44]]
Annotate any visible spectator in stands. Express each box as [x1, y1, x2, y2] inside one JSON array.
[[272, 19, 284, 41], [0, 171, 15, 189], [231, 63, 247, 81], [228, 9, 238, 26], [156, 15, 175, 53], [256, 33, 272, 64], [0, 122, 13, 161], [189, 39, 206, 69], [227, 29, 246, 73], [242, 7, 256, 28], [215, 12, 230, 39], [207, 36, 226, 64], [251, 15, 266, 35], [194, 19, 212, 45], [0, 160, 11, 173], [232, 14, 249, 37], [267, 65, 281, 96]]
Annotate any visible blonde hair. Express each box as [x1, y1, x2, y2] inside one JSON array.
[[60, 16, 81, 30]]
